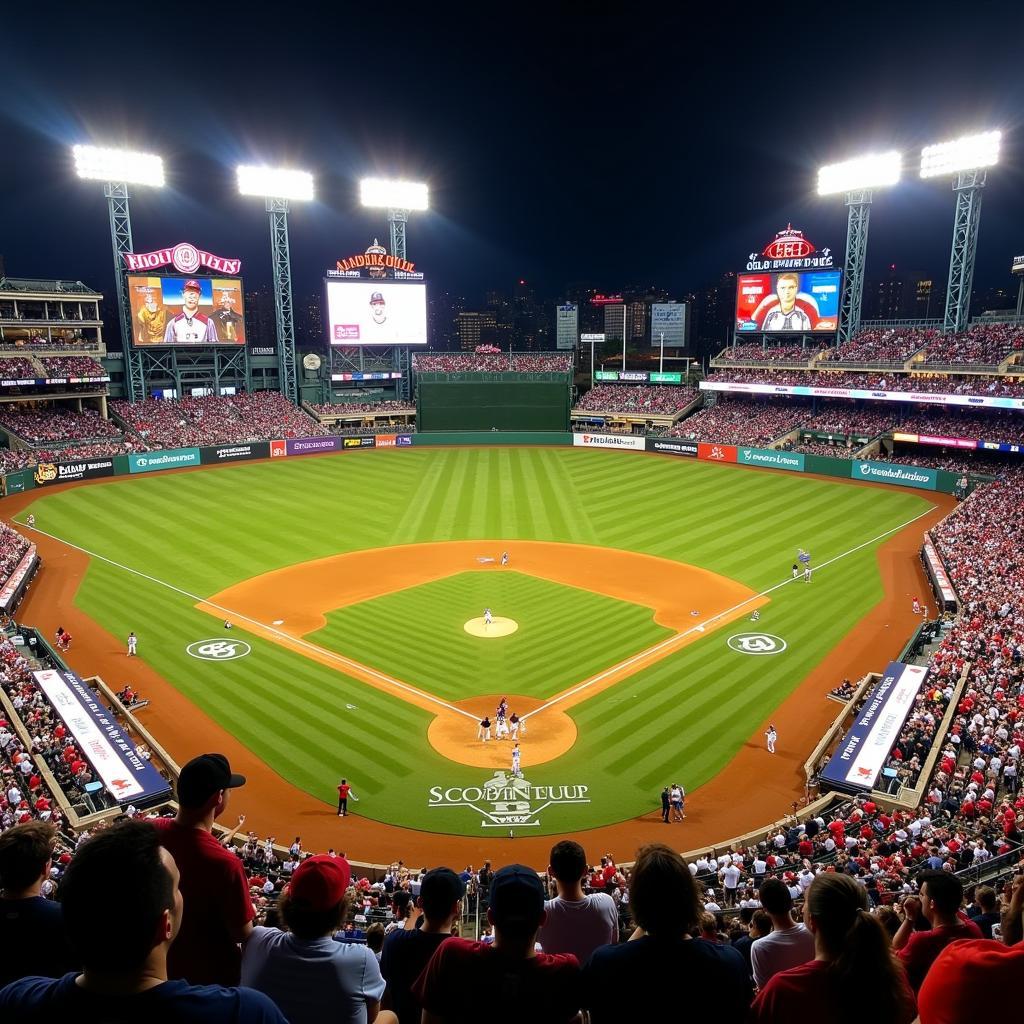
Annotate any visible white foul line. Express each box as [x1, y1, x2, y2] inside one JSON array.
[[520, 505, 936, 720], [23, 526, 479, 721]]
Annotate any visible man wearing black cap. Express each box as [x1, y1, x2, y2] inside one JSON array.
[[413, 863, 582, 1023], [380, 866, 464, 1023], [152, 753, 255, 987]]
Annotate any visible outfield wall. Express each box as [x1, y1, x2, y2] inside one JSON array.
[[0, 431, 966, 496]]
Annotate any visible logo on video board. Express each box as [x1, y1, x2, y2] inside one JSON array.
[[746, 225, 833, 272]]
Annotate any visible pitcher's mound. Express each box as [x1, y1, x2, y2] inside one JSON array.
[[464, 617, 518, 637]]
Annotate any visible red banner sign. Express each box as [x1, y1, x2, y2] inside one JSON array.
[[698, 442, 738, 463], [122, 242, 242, 276]]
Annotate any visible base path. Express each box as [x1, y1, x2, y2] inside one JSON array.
[[200, 540, 765, 770], [2, 479, 956, 867]]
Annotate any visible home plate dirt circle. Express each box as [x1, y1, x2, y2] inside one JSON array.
[[463, 616, 519, 637]]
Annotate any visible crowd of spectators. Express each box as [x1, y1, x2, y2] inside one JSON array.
[[666, 397, 807, 444], [0, 408, 121, 445], [573, 384, 697, 415], [0, 333, 100, 352], [921, 323, 1024, 366], [308, 400, 415, 416], [0, 442, 144, 476], [0, 358, 40, 381], [717, 344, 814, 363], [112, 392, 327, 448], [0, 524, 30, 586], [413, 352, 573, 372], [897, 408, 1024, 440], [38, 357, 105, 379], [787, 440, 861, 457], [797, 404, 898, 436], [820, 328, 940, 364], [877, 449, 1018, 477]]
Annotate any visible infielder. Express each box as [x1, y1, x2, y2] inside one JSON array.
[[804, 566, 812, 584], [765, 725, 777, 753], [511, 743, 522, 778], [495, 715, 510, 740], [127, 632, 138, 657], [792, 563, 799, 579], [477, 716, 491, 742], [500, 551, 509, 566]]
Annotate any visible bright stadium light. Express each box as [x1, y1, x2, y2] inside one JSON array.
[[359, 177, 429, 211], [817, 151, 902, 195], [237, 165, 314, 202], [73, 144, 164, 187], [920, 130, 1001, 178]]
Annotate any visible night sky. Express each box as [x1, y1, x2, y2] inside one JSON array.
[[3, 3, 1024, 304]]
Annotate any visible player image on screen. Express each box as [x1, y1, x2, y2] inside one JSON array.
[[325, 280, 427, 346], [211, 289, 243, 342], [734, 270, 841, 333], [761, 274, 812, 332], [136, 287, 167, 345], [164, 279, 220, 344]]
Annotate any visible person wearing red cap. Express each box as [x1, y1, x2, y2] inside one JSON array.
[[241, 854, 395, 1024], [916, 938, 1024, 1024], [163, 279, 220, 344], [151, 753, 254, 986]]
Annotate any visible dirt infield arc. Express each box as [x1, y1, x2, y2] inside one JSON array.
[[3, 477, 956, 866], [198, 541, 767, 770]]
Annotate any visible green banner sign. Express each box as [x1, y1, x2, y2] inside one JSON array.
[[648, 372, 683, 383], [850, 460, 937, 490], [128, 448, 202, 474], [736, 447, 805, 471]]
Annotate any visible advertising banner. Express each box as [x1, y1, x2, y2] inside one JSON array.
[[34, 669, 172, 804], [199, 442, 270, 465], [894, 431, 1024, 454], [270, 440, 287, 458], [342, 436, 376, 449], [127, 274, 245, 347], [735, 270, 841, 333], [325, 280, 427, 346], [373, 433, 413, 447], [820, 662, 929, 793], [700, 379, 1024, 411], [698, 442, 738, 463], [646, 437, 697, 457], [32, 458, 115, 487], [572, 433, 646, 451], [128, 448, 201, 474], [593, 370, 683, 384], [285, 436, 341, 456], [851, 460, 937, 490], [736, 447, 805, 472]]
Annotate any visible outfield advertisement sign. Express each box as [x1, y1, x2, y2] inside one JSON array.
[[698, 442, 738, 463], [736, 447, 805, 471], [128, 448, 201, 474], [699, 379, 1024, 411], [33, 669, 172, 804], [851, 460, 937, 490], [593, 370, 684, 384], [286, 437, 341, 456], [820, 662, 928, 793], [646, 438, 697, 457], [374, 434, 413, 447], [33, 458, 115, 486], [199, 442, 270, 465], [343, 436, 376, 449], [572, 433, 646, 451]]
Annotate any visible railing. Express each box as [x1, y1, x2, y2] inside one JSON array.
[[955, 844, 1024, 887]]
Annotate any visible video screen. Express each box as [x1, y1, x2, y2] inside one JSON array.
[[735, 270, 841, 333], [325, 280, 427, 346], [127, 275, 246, 347]]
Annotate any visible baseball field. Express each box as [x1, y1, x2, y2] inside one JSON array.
[[13, 447, 939, 844]]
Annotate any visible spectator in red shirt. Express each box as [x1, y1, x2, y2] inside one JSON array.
[[917, 938, 1024, 1024], [152, 753, 255, 986], [750, 873, 915, 1024], [892, 870, 983, 992]]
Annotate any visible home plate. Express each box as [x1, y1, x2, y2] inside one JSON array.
[[273, 619, 284, 625]]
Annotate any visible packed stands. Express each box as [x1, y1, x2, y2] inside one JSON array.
[[704, 367, 1024, 397], [0, 358, 40, 380], [877, 450, 1019, 477], [39, 357, 106, 379], [796, 405, 897, 436], [666, 396, 806, 444], [307, 401, 414, 415], [0, 524, 30, 585], [920, 322, 1024, 366], [0, 408, 120, 444], [573, 384, 697, 414], [820, 328, 939, 364], [112, 392, 327, 447], [718, 344, 812, 363], [413, 352, 572, 372]]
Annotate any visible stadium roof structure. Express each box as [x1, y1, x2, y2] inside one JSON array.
[[0, 277, 101, 296]]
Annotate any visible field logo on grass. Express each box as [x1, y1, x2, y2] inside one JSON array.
[[428, 770, 590, 828], [727, 633, 787, 656], [186, 639, 252, 661]]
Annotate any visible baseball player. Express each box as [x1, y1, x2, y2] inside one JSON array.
[[511, 743, 522, 778], [749, 608, 761, 622], [127, 632, 138, 657], [477, 716, 491, 742], [804, 566, 812, 584], [762, 274, 812, 332], [26, 514, 35, 529], [765, 725, 777, 754], [911, 597, 921, 614], [792, 563, 799, 579], [211, 289, 243, 342], [136, 287, 167, 344], [500, 551, 509, 566], [163, 280, 220, 344], [495, 715, 510, 740], [509, 712, 520, 740], [484, 607, 493, 628]]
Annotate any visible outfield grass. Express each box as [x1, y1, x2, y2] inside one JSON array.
[[16, 449, 933, 835], [309, 571, 672, 702]]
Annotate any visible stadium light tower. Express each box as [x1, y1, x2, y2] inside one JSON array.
[[920, 131, 1001, 333], [817, 151, 902, 344], [359, 178, 429, 261], [73, 144, 165, 402], [237, 165, 314, 404]]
